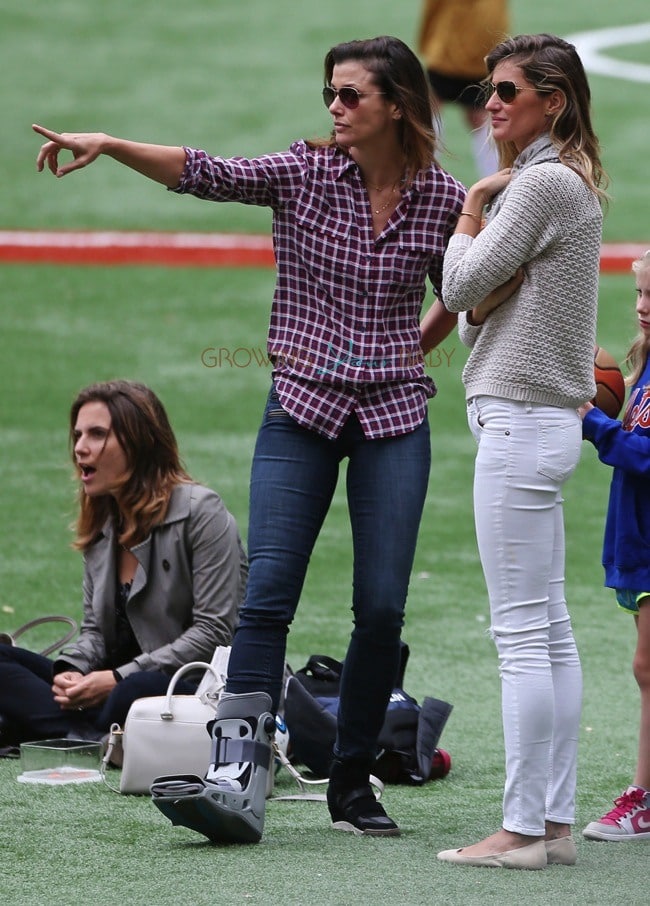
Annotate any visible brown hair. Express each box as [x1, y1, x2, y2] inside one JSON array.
[[485, 33, 608, 199], [625, 251, 650, 387], [69, 380, 191, 550], [310, 35, 439, 184]]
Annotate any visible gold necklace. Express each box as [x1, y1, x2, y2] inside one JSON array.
[[365, 172, 402, 192], [372, 186, 396, 215]]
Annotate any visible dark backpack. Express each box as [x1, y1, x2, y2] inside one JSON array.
[[282, 644, 452, 785]]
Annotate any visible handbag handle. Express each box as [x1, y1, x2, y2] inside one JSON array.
[[0, 615, 79, 657], [160, 661, 220, 720]]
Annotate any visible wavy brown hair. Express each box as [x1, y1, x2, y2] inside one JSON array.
[[309, 35, 440, 185], [625, 251, 650, 387], [70, 381, 191, 551], [485, 33, 608, 199]]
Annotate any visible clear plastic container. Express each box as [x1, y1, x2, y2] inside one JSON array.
[[18, 738, 102, 784]]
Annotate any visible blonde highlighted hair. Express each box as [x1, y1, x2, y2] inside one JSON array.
[[624, 251, 650, 387], [485, 33, 608, 200]]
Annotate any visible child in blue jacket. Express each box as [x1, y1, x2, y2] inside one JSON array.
[[579, 250, 650, 841]]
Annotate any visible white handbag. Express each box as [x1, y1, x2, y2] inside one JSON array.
[[108, 659, 226, 795]]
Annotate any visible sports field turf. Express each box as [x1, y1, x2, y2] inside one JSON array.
[[1, 2, 649, 904]]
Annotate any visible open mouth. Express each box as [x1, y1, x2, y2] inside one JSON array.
[[79, 465, 96, 478]]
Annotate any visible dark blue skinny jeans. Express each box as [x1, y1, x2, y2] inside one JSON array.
[[226, 384, 431, 762]]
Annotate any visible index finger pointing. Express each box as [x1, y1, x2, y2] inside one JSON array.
[[32, 123, 62, 142]]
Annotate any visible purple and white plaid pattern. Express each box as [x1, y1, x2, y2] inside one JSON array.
[[176, 141, 465, 438]]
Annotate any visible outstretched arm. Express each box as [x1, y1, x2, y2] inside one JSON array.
[[33, 124, 187, 188]]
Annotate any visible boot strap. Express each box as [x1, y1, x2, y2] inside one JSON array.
[[211, 736, 269, 768]]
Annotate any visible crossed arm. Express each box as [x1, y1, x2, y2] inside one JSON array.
[[421, 167, 524, 352]]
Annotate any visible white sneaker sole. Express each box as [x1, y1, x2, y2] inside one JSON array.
[[583, 822, 650, 842], [331, 819, 400, 837]]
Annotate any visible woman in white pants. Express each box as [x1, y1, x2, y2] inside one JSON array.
[[421, 33, 608, 869]]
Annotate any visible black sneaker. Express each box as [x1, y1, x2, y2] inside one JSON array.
[[327, 781, 400, 836]]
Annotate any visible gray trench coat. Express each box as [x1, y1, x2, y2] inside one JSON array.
[[57, 483, 246, 677]]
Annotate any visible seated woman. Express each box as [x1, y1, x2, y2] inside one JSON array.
[[0, 380, 246, 747]]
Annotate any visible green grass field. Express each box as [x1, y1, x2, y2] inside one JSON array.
[[1, 2, 650, 904]]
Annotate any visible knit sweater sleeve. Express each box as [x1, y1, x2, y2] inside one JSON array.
[[441, 162, 601, 408], [442, 164, 587, 312]]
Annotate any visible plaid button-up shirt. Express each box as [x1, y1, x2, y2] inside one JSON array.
[[175, 141, 465, 439]]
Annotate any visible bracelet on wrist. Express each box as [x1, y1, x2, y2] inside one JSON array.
[[459, 210, 482, 224]]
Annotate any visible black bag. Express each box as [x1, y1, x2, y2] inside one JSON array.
[[282, 644, 452, 785]]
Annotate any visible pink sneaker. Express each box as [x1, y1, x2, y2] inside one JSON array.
[[583, 786, 650, 841]]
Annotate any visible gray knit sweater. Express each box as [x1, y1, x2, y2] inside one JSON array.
[[442, 134, 602, 408]]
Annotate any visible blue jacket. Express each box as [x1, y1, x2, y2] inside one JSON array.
[[582, 356, 650, 590]]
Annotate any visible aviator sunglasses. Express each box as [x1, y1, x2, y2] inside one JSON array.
[[322, 85, 385, 109], [489, 80, 552, 104]]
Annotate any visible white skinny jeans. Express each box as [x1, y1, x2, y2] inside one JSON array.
[[467, 397, 583, 835]]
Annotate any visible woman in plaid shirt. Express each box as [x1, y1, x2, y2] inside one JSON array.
[[34, 35, 465, 841]]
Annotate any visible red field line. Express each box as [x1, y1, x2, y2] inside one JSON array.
[[0, 231, 276, 268], [599, 243, 650, 273], [0, 231, 647, 272]]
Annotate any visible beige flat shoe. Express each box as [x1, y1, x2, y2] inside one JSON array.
[[545, 836, 577, 865], [437, 839, 547, 870]]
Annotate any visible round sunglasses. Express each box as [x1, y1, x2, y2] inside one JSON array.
[[489, 80, 552, 104], [322, 85, 385, 109]]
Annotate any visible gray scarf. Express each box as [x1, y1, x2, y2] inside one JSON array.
[[486, 133, 560, 224]]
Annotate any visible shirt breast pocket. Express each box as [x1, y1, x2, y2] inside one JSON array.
[[293, 200, 351, 283], [391, 236, 432, 289]]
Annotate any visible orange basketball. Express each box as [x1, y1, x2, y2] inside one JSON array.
[[593, 345, 626, 419]]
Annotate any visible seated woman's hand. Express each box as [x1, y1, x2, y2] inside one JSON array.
[[52, 669, 117, 709]]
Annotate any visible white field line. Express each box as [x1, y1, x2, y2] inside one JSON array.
[[567, 22, 650, 82], [0, 230, 273, 249]]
